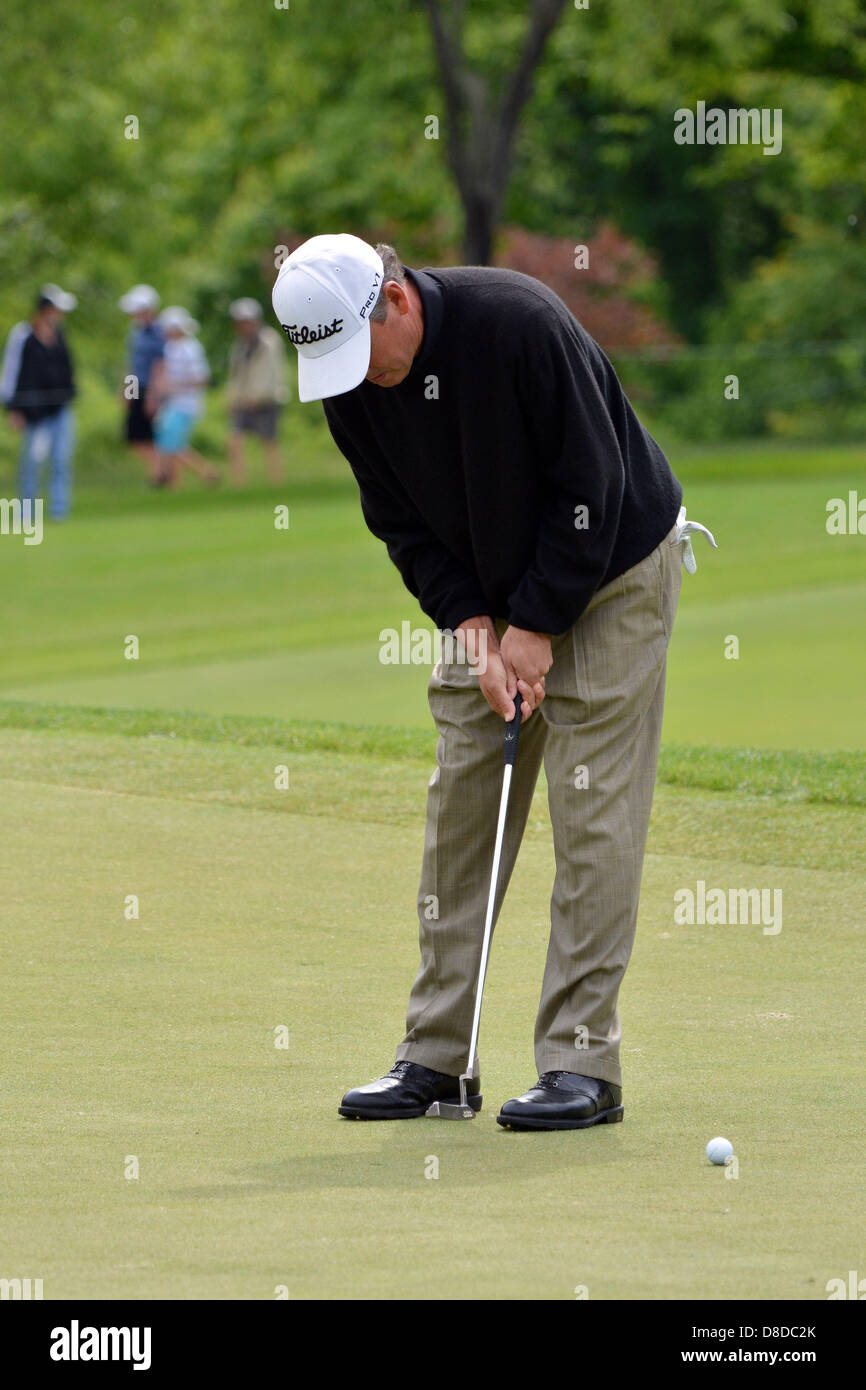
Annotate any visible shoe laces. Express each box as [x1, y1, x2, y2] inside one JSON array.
[[538, 1070, 568, 1090], [388, 1061, 413, 1078]]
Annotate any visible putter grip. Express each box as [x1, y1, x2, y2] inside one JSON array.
[[504, 691, 523, 766]]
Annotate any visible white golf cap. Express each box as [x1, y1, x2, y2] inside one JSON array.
[[158, 305, 199, 334], [271, 234, 384, 402], [229, 297, 263, 321], [40, 283, 77, 312], [119, 284, 160, 314]]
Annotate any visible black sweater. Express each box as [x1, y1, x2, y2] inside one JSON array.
[[323, 266, 682, 636]]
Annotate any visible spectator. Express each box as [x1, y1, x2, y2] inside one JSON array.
[[1, 284, 78, 520], [118, 284, 164, 484], [226, 297, 289, 486], [148, 306, 219, 487]]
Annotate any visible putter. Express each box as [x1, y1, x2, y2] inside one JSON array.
[[426, 688, 524, 1120]]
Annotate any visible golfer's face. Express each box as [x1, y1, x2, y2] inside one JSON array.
[[366, 304, 414, 387]]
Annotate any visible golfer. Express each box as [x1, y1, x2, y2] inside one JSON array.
[[273, 234, 714, 1130]]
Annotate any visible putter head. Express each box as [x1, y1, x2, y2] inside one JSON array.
[[425, 1073, 476, 1120]]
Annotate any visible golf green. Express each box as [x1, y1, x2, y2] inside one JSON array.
[[1, 715, 862, 1299]]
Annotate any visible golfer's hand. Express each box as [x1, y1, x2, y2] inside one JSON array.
[[7, 411, 26, 431], [499, 626, 552, 719], [454, 615, 497, 670], [474, 646, 536, 722], [452, 617, 522, 721]]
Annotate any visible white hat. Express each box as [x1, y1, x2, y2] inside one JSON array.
[[119, 284, 160, 314], [158, 305, 199, 334], [40, 283, 78, 312], [229, 297, 263, 321], [271, 234, 384, 402]]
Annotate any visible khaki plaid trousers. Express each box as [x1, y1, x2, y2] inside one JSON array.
[[395, 524, 683, 1087]]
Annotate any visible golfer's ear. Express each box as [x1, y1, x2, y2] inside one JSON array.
[[386, 281, 410, 314]]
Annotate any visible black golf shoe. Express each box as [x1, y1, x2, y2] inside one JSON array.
[[338, 1060, 482, 1120], [496, 1071, 623, 1130]]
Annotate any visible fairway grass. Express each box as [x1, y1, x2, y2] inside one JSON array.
[[1, 466, 864, 749], [1, 712, 863, 1300]]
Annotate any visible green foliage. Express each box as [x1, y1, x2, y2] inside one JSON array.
[[0, 0, 455, 386], [1, 0, 864, 441], [623, 222, 866, 440], [512, 0, 866, 351]]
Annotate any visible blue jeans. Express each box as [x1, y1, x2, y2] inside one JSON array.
[[19, 406, 75, 519]]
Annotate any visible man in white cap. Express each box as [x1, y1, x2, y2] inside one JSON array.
[[226, 297, 289, 487], [118, 284, 164, 484], [1, 285, 78, 519], [273, 235, 714, 1130], [147, 306, 218, 487]]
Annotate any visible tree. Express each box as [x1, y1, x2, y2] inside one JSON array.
[[422, 0, 568, 262]]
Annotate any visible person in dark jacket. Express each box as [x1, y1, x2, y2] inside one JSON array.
[[1, 284, 78, 519], [272, 234, 715, 1131], [118, 283, 164, 484]]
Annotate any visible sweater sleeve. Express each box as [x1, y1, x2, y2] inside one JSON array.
[[1, 323, 29, 407], [505, 305, 625, 634], [324, 405, 490, 632], [5, 335, 39, 414]]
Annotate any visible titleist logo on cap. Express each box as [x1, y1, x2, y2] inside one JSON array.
[[282, 317, 344, 345]]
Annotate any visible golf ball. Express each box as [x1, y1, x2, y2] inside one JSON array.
[[706, 1136, 734, 1165]]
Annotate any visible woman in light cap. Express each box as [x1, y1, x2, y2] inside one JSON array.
[[148, 306, 219, 487]]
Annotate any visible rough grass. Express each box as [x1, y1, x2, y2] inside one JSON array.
[[1, 700, 864, 808]]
